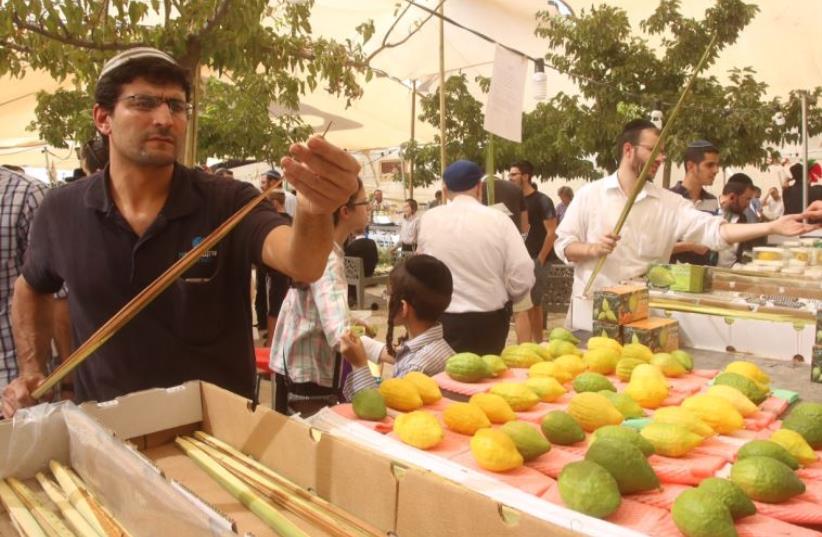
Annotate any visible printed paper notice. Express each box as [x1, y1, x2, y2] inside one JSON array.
[[483, 44, 528, 142]]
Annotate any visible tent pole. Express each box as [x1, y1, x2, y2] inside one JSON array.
[[409, 79, 416, 200], [438, 2, 446, 183], [801, 91, 809, 215]]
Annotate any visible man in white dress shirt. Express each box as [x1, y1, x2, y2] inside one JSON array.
[[554, 119, 816, 300], [418, 160, 535, 355]]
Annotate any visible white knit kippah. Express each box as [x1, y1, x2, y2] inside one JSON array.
[[98, 47, 179, 81]]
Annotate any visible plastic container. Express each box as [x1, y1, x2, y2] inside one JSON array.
[[789, 247, 815, 265], [752, 247, 788, 266]]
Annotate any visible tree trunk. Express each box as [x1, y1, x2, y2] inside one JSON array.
[[662, 159, 672, 189], [183, 63, 201, 167]]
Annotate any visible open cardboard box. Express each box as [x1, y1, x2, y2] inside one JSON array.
[[79, 381, 603, 537], [0, 401, 233, 536]]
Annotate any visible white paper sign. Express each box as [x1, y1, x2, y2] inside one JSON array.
[[483, 44, 528, 142]]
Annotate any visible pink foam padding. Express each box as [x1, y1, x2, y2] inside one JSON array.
[[650, 460, 703, 486], [526, 446, 585, 478], [667, 374, 710, 394], [691, 437, 739, 462], [729, 428, 761, 440], [797, 467, 822, 482], [423, 397, 453, 412], [767, 420, 783, 431], [691, 368, 720, 379], [330, 404, 394, 433], [450, 451, 555, 496], [514, 402, 556, 424], [506, 368, 530, 379], [649, 452, 726, 478], [387, 428, 471, 458], [736, 514, 822, 537], [649, 514, 687, 537], [604, 499, 672, 535], [760, 397, 790, 416], [744, 410, 778, 431], [628, 484, 693, 510], [797, 478, 822, 505], [660, 391, 688, 407], [542, 488, 674, 536], [754, 497, 822, 525]]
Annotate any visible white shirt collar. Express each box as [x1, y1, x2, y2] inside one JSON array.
[[604, 171, 660, 201]]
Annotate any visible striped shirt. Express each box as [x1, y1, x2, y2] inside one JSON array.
[[0, 168, 47, 386], [343, 324, 454, 400], [269, 243, 348, 386]]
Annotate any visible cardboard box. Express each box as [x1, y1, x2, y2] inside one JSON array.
[[623, 317, 679, 352], [80, 382, 636, 537], [0, 402, 232, 536], [812, 345, 822, 383], [591, 320, 622, 342], [81, 382, 398, 537], [592, 285, 648, 325], [648, 263, 705, 292]]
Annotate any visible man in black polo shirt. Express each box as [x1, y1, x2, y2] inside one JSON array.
[[670, 140, 720, 265], [2, 48, 360, 417], [509, 160, 556, 343]]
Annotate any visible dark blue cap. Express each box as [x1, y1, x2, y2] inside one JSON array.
[[444, 160, 483, 192], [263, 169, 281, 179]]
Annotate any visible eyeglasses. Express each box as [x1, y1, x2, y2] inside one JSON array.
[[118, 94, 192, 116], [635, 143, 665, 154]]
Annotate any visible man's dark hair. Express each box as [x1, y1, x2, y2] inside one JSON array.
[[94, 57, 191, 112], [728, 173, 754, 188], [511, 160, 534, 178], [434, 190, 442, 200], [385, 254, 453, 355], [790, 163, 804, 182], [722, 181, 748, 196], [406, 198, 418, 213], [333, 178, 365, 226], [684, 140, 719, 168], [1, 165, 24, 173], [616, 119, 659, 162]]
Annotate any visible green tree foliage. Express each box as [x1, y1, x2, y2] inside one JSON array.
[[401, 0, 821, 187], [537, 0, 822, 178], [0, 0, 373, 163]]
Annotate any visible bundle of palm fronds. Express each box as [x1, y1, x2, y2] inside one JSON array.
[[0, 460, 129, 537], [175, 431, 382, 537]]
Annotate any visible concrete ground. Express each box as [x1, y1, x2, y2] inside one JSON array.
[[258, 283, 821, 406]]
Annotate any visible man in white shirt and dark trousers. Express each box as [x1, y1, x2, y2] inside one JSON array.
[[418, 160, 535, 355], [554, 119, 815, 302], [397, 198, 420, 253]]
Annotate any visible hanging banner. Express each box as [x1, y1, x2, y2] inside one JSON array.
[[483, 44, 528, 143]]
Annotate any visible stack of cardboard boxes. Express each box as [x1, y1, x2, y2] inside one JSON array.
[[592, 285, 680, 352]]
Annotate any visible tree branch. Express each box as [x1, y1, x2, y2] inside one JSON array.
[[0, 40, 34, 55], [366, 0, 443, 65], [164, 0, 171, 26], [195, 0, 233, 42], [12, 13, 146, 51]]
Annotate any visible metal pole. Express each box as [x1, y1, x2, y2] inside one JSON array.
[[409, 80, 416, 200], [438, 2, 446, 181], [801, 91, 809, 214]]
